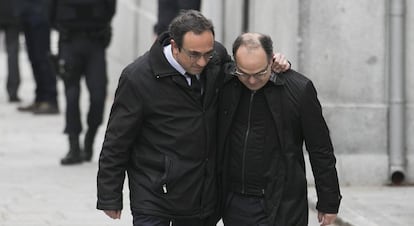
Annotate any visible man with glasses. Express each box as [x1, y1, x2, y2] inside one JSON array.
[[217, 32, 341, 226], [97, 10, 289, 226]]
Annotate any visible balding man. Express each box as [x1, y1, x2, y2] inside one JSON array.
[[217, 32, 341, 226]]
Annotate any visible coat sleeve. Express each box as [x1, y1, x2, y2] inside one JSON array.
[[300, 81, 342, 213], [106, 0, 116, 20], [96, 70, 144, 210]]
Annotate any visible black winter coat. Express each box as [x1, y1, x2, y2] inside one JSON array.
[[97, 33, 231, 219], [218, 68, 341, 226]]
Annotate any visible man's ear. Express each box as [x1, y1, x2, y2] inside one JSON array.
[[170, 39, 178, 55]]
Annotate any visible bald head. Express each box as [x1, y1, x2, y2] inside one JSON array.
[[232, 32, 274, 91], [232, 32, 274, 62]]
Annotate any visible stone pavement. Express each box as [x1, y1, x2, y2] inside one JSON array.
[[1, 49, 414, 226], [0, 48, 133, 225], [309, 185, 414, 226]]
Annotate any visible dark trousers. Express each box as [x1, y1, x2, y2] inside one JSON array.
[[132, 213, 211, 226], [1, 25, 20, 99], [155, 0, 201, 35], [20, 8, 57, 105], [60, 35, 107, 134], [223, 192, 269, 226]]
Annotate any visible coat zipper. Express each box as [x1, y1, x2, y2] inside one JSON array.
[[161, 156, 171, 194], [241, 91, 255, 194], [200, 108, 207, 217]]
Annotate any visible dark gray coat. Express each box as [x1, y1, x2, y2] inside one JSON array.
[[218, 68, 341, 226]]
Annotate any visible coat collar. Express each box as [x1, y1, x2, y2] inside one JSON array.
[[269, 72, 285, 86], [149, 32, 181, 79]]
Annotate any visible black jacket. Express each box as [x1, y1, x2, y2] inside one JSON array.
[[0, 0, 19, 25], [218, 68, 341, 226], [97, 33, 230, 219], [50, 0, 116, 30]]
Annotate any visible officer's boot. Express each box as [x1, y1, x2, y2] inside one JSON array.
[[61, 134, 83, 165], [82, 127, 97, 162]]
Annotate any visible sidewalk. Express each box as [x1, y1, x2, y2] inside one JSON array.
[[310, 185, 414, 226], [1, 52, 414, 226], [0, 50, 132, 225]]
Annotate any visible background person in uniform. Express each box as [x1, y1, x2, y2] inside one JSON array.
[[96, 10, 289, 226], [218, 33, 341, 226], [0, 0, 21, 103], [50, 0, 116, 165], [154, 0, 201, 37], [15, 0, 59, 114]]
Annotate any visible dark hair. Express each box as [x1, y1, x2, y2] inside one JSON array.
[[232, 32, 274, 61], [168, 10, 215, 49]]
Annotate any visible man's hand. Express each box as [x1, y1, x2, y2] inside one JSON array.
[[271, 53, 290, 73], [318, 212, 337, 226], [104, 210, 122, 219]]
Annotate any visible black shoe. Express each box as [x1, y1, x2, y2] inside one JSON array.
[[81, 140, 93, 161], [81, 150, 93, 162], [9, 96, 21, 103], [32, 102, 59, 115], [82, 128, 96, 162], [17, 102, 40, 112], [60, 151, 83, 165]]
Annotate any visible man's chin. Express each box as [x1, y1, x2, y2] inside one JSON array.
[[192, 70, 203, 75], [246, 86, 259, 91]]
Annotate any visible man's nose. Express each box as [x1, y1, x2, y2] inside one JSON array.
[[196, 56, 208, 67], [248, 75, 257, 84]]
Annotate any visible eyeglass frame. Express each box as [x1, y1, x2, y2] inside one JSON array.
[[180, 47, 216, 62], [233, 62, 271, 79]]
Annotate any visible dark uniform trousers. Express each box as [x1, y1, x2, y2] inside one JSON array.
[[60, 34, 107, 134], [18, 2, 58, 105], [2, 25, 20, 99], [0, 0, 20, 100], [155, 0, 201, 35]]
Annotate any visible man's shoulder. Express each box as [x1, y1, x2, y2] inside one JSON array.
[[279, 69, 312, 89], [121, 52, 152, 80], [212, 41, 231, 64], [213, 41, 227, 54], [283, 69, 310, 81]]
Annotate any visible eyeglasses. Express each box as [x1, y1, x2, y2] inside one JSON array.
[[181, 47, 215, 62], [234, 63, 270, 79]]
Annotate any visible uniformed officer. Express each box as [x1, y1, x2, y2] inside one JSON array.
[[51, 0, 116, 165]]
